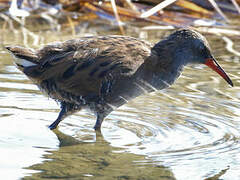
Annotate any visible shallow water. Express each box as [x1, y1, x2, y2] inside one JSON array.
[[1, 23, 240, 180]]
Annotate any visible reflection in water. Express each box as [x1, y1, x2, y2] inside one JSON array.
[[1, 27, 240, 180], [23, 129, 175, 180]]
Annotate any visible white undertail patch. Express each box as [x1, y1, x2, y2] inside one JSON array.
[[13, 57, 36, 67]]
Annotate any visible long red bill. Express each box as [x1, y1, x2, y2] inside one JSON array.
[[205, 58, 233, 87]]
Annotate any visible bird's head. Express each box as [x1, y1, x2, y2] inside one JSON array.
[[162, 29, 233, 87]]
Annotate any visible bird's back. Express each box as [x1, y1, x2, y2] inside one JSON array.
[[6, 35, 152, 106]]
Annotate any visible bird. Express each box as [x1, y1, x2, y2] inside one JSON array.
[[6, 29, 233, 131]]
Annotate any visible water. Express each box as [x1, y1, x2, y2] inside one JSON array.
[[0, 23, 240, 180]]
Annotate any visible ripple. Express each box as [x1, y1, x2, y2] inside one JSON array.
[[97, 78, 240, 179], [1, 43, 240, 180]]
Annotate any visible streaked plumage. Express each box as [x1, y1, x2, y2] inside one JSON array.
[[6, 29, 233, 130]]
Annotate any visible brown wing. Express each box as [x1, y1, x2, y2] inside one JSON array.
[[35, 36, 152, 97]]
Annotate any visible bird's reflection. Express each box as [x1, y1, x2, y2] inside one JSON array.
[[24, 128, 176, 180], [52, 128, 108, 147]]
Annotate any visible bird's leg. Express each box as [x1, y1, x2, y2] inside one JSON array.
[[93, 103, 113, 131], [49, 102, 81, 130], [94, 77, 115, 131], [94, 113, 105, 131], [49, 103, 66, 130]]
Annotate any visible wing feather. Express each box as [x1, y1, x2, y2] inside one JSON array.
[[36, 36, 152, 97]]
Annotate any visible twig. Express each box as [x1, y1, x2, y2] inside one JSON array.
[[230, 0, 240, 14], [207, 0, 229, 22], [176, 0, 212, 15], [140, 0, 177, 18], [124, 0, 139, 12], [67, 16, 76, 36], [110, 0, 125, 34]]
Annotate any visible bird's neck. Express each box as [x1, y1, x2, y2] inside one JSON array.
[[134, 47, 185, 90]]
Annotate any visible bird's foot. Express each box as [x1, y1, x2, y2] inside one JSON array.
[[94, 124, 102, 131], [48, 121, 59, 130]]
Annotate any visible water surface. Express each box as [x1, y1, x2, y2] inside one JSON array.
[[0, 23, 240, 180]]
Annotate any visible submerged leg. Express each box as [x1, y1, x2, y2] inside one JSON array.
[[93, 101, 115, 131], [49, 102, 81, 130], [94, 113, 105, 131]]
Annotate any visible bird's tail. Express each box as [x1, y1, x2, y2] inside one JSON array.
[[5, 46, 39, 71]]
